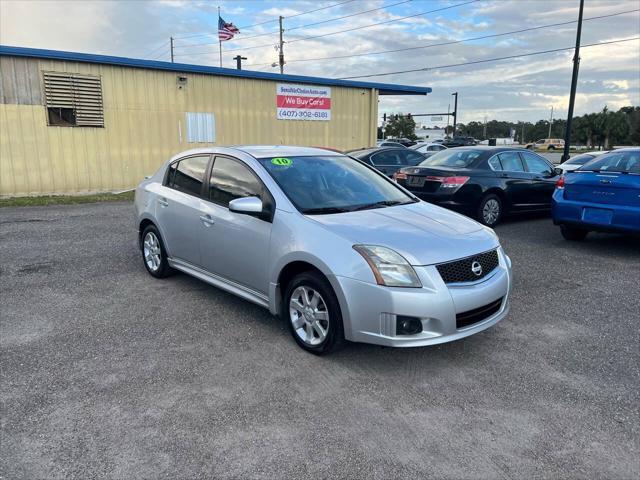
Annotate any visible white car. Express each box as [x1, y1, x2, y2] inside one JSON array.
[[410, 142, 449, 154], [557, 151, 608, 173]]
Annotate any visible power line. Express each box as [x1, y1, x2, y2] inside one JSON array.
[[287, 0, 480, 44], [243, 8, 639, 67], [173, 0, 357, 40], [174, 0, 412, 50], [174, 0, 476, 56], [286, 0, 412, 32], [338, 37, 640, 79], [142, 40, 169, 59]]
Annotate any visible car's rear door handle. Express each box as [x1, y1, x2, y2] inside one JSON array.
[[199, 214, 215, 226], [158, 198, 169, 207]]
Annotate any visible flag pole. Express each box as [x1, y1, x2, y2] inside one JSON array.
[[218, 6, 222, 67]]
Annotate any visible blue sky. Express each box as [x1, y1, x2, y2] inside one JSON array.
[[1, 0, 638, 124]]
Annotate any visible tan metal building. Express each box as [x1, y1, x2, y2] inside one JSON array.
[[0, 46, 430, 197]]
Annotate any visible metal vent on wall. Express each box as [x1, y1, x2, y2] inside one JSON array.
[[42, 71, 104, 127]]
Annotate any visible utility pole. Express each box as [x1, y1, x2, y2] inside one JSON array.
[[278, 16, 285, 74], [234, 55, 247, 70], [521, 122, 525, 144], [562, 0, 584, 163], [483, 115, 487, 140], [451, 92, 458, 137], [170, 36, 174, 63], [548, 106, 554, 138]]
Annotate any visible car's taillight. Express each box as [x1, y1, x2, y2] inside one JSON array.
[[394, 171, 407, 181], [439, 176, 470, 189], [556, 175, 565, 189]]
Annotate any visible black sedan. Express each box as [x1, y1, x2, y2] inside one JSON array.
[[394, 147, 560, 226], [348, 147, 427, 177]]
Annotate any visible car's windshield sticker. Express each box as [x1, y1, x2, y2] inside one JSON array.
[[271, 157, 292, 166]]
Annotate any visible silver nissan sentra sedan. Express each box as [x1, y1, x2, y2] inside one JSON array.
[[134, 146, 512, 354]]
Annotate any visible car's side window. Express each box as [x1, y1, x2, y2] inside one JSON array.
[[521, 151, 552, 174], [405, 151, 424, 165], [167, 155, 209, 197], [371, 151, 402, 166], [487, 156, 502, 171], [209, 156, 263, 207], [498, 152, 525, 172]]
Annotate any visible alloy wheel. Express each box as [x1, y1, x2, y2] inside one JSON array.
[[482, 199, 500, 225], [289, 286, 330, 346], [143, 231, 162, 271]]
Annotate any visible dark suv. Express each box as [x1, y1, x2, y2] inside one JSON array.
[[443, 136, 477, 147]]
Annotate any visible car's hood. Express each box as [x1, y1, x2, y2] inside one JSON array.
[[307, 201, 499, 266]]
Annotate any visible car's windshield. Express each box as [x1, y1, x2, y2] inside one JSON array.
[[564, 153, 595, 166], [578, 151, 640, 174], [258, 156, 415, 214], [419, 149, 482, 168]]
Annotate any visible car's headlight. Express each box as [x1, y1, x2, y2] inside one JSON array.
[[353, 245, 422, 288]]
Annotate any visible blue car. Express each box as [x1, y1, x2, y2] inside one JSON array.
[[552, 148, 640, 241]]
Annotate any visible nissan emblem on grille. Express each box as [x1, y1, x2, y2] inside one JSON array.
[[471, 261, 483, 276], [436, 249, 499, 284]]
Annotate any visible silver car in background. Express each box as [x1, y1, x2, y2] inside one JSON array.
[[134, 146, 512, 354]]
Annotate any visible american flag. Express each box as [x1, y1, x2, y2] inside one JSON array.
[[218, 17, 239, 42]]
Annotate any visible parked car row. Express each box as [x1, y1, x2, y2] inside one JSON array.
[[135, 144, 637, 355]]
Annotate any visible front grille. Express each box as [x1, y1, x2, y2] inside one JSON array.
[[456, 298, 503, 329], [436, 249, 499, 284]]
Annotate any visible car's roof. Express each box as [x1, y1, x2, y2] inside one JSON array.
[[348, 146, 411, 157], [234, 145, 344, 158], [450, 146, 528, 152]]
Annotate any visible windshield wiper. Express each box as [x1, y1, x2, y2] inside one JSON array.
[[303, 206, 354, 215], [352, 199, 415, 211]]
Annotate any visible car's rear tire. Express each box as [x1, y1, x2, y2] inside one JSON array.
[[478, 194, 502, 227], [141, 225, 173, 278], [560, 225, 588, 241], [284, 271, 345, 355]]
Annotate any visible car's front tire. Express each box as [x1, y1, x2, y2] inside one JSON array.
[[284, 271, 345, 355], [141, 225, 173, 278], [478, 194, 502, 227], [560, 225, 588, 241]]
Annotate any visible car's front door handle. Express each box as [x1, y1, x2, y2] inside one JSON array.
[[158, 198, 169, 207], [199, 214, 215, 226]]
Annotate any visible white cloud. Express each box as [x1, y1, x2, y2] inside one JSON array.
[[0, 0, 637, 122]]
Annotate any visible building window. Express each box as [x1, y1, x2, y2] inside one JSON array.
[[186, 112, 215, 143], [43, 71, 104, 127]]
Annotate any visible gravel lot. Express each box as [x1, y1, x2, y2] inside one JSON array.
[[1, 201, 638, 479]]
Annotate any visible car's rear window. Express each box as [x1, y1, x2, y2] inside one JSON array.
[[565, 154, 595, 165], [578, 151, 640, 173], [420, 149, 482, 168]]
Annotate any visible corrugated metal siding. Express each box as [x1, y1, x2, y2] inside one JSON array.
[[0, 56, 42, 105], [0, 56, 378, 196]]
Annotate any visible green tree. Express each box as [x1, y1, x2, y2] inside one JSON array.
[[384, 114, 417, 140]]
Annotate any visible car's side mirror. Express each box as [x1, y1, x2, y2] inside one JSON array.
[[228, 196, 263, 215], [553, 167, 563, 176]]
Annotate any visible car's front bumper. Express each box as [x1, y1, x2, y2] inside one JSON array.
[[330, 248, 512, 347]]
